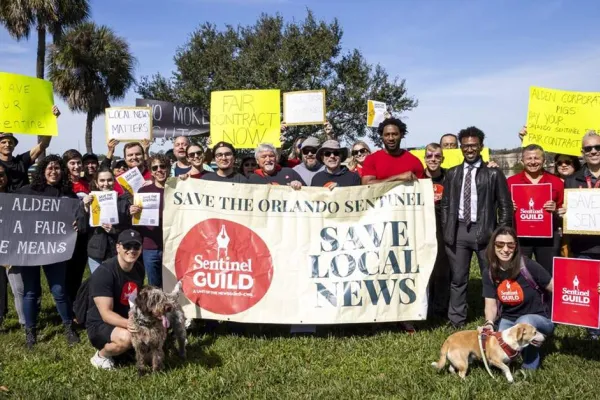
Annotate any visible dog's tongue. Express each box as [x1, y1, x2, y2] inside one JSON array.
[[162, 315, 170, 329]]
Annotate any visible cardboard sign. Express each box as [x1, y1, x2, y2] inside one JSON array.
[[210, 90, 280, 149], [0, 193, 79, 266], [135, 98, 209, 138], [511, 183, 553, 238], [283, 90, 326, 126], [524, 87, 600, 157], [0, 72, 57, 136], [410, 148, 490, 169], [552, 257, 600, 328], [367, 100, 387, 127], [563, 189, 600, 235], [105, 106, 152, 142], [89, 191, 119, 227]]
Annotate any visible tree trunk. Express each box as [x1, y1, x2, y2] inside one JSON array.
[[37, 26, 47, 157], [85, 112, 94, 153]]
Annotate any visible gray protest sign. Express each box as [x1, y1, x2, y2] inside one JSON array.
[[0, 193, 79, 266]]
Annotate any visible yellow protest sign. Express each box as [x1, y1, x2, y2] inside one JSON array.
[[524, 87, 600, 156], [410, 148, 490, 169], [0, 72, 57, 136], [210, 90, 280, 149]]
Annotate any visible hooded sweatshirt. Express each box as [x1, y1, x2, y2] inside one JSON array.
[[311, 167, 361, 187], [293, 162, 324, 186]]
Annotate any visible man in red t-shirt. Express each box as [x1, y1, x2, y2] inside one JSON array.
[[361, 118, 425, 185]]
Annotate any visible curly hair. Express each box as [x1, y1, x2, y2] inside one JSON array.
[[30, 154, 72, 194], [458, 126, 485, 145], [377, 117, 407, 136], [148, 153, 172, 171]]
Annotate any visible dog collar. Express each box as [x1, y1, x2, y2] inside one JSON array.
[[480, 331, 520, 360]]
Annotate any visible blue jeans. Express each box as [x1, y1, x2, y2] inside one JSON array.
[[143, 249, 163, 288], [498, 314, 554, 370], [88, 257, 103, 274], [20, 262, 72, 329]]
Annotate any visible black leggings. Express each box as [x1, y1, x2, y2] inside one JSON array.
[[519, 232, 560, 276]]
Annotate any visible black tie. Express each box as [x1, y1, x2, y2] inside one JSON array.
[[464, 165, 474, 228]]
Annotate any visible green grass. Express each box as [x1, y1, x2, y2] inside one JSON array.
[[2, 262, 600, 399]]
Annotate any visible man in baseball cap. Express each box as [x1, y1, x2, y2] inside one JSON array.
[[82, 153, 99, 182], [292, 136, 324, 186]]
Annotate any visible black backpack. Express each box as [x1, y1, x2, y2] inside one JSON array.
[[73, 278, 91, 327]]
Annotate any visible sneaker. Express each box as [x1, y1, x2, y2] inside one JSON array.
[[64, 322, 80, 346], [90, 351, 115, 370], [25, 327, 37, 349]]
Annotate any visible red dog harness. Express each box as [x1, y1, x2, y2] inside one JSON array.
[[480, 329, 519, 360]]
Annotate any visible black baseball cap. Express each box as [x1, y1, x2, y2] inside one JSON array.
[[112, 159, 127, 169], [118, 229, 142, 246], [212, 141, 236, 158], [82, 153, 99, 163]]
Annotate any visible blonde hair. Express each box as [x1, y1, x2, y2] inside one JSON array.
[[348, 141, 372, 170]]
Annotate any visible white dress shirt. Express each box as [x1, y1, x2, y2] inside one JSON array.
[[458, 159, 481, 222]]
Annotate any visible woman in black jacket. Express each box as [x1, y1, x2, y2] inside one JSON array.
[[16, 155, 85, 348], [82, 166, 131, 273]]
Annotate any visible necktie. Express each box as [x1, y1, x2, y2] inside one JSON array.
[[464, 165, 473, 228]]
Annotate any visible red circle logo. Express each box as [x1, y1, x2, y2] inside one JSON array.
[[175, 219, 273, 315]]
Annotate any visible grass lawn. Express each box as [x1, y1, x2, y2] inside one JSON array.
[[1, 262, 600, 399]]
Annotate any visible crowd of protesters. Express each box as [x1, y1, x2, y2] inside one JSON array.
[[2, 110, 600, 372]]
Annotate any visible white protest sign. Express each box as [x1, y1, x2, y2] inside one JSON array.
[[105, 106, 152, 142], [563, 189, 600, 235], [89, 191, 119, 227], [367, 100, 387, 127], [283, 90, 326, 126], [116, 168, 145, 195], [133, 192, 160, 226]]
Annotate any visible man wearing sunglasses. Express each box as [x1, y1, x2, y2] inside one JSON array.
[[312, 140, 360, 188], [201, 141, 247, 183], [441, 126, 512, 329], [87, 229, 145, 370], [293, 137, 324, 186]]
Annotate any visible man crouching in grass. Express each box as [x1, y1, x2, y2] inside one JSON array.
[[87, 230, 145, 370]]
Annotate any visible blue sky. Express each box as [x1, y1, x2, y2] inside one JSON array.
[[1, 0, 600, 155]]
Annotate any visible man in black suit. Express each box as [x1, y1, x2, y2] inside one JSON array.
[[441, 126, 512, 328]]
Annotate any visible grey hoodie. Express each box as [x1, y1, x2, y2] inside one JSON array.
[[293, 162, 325, 186]]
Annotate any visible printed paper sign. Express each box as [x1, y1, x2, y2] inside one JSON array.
[[563, 189, 600, 235], [210, 90, 280, 149], [283, 90, 326, 126], [89, 191, 119, 227], [410, 148, 490, 169], [367, 100, 387, 127], [136, 98, 209, 138], [133, 192, 160, 226], [162, 179, 438, 324], [511, 183, 553, 238], [0, 72, 57, 136], [552, 257, 600, 328], [105, 106, 152, 142], [524, 87, 600, 156], [0, 193, 78, 266], [116, 168, 145, 195]]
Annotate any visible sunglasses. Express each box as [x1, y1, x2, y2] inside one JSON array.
[[494, 241, 516, 250], [151, 164, 167, 172], [426, 153, 443, 160], [302, 148, 317, 156], [122, 243, 141, 251], [323, 150, 341, 158], [556, 160, 573, 167], [215, 152, 233, 159], [187, 151, 203, 159], [352, 148, 369, 156], [583, 145, 600, 153]]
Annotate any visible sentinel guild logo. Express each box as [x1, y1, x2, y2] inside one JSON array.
[[561, 275, 590, 306], [519, 197, 544, 221]]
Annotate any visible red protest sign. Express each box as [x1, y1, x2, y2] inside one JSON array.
[[511, 183, 553, 238], [552, 257, 600, 329]]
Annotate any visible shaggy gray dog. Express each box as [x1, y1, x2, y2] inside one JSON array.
[[128, 284, 187, 375]]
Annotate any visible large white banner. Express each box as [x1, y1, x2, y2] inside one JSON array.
[[162, 179, 437, 324]]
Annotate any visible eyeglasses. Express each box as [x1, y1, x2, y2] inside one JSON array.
[[122, 243, 141, 251], [352, 148, 369, 156], [151, 164, 167, 172], [302, 148, 317, 156], [323, 150, 341, 158], [187, 151, 203, 159], [494, 241, 516, 250], [556, 160, 573, 167], [583, 145, 600, 153], [425, 153, 442, 160], [215, 152, 233, 159]]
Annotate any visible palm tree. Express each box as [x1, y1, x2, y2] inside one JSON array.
[[47, 22, 136, 153]]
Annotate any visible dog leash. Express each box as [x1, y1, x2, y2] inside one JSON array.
[[477, 328, 497, 380]]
